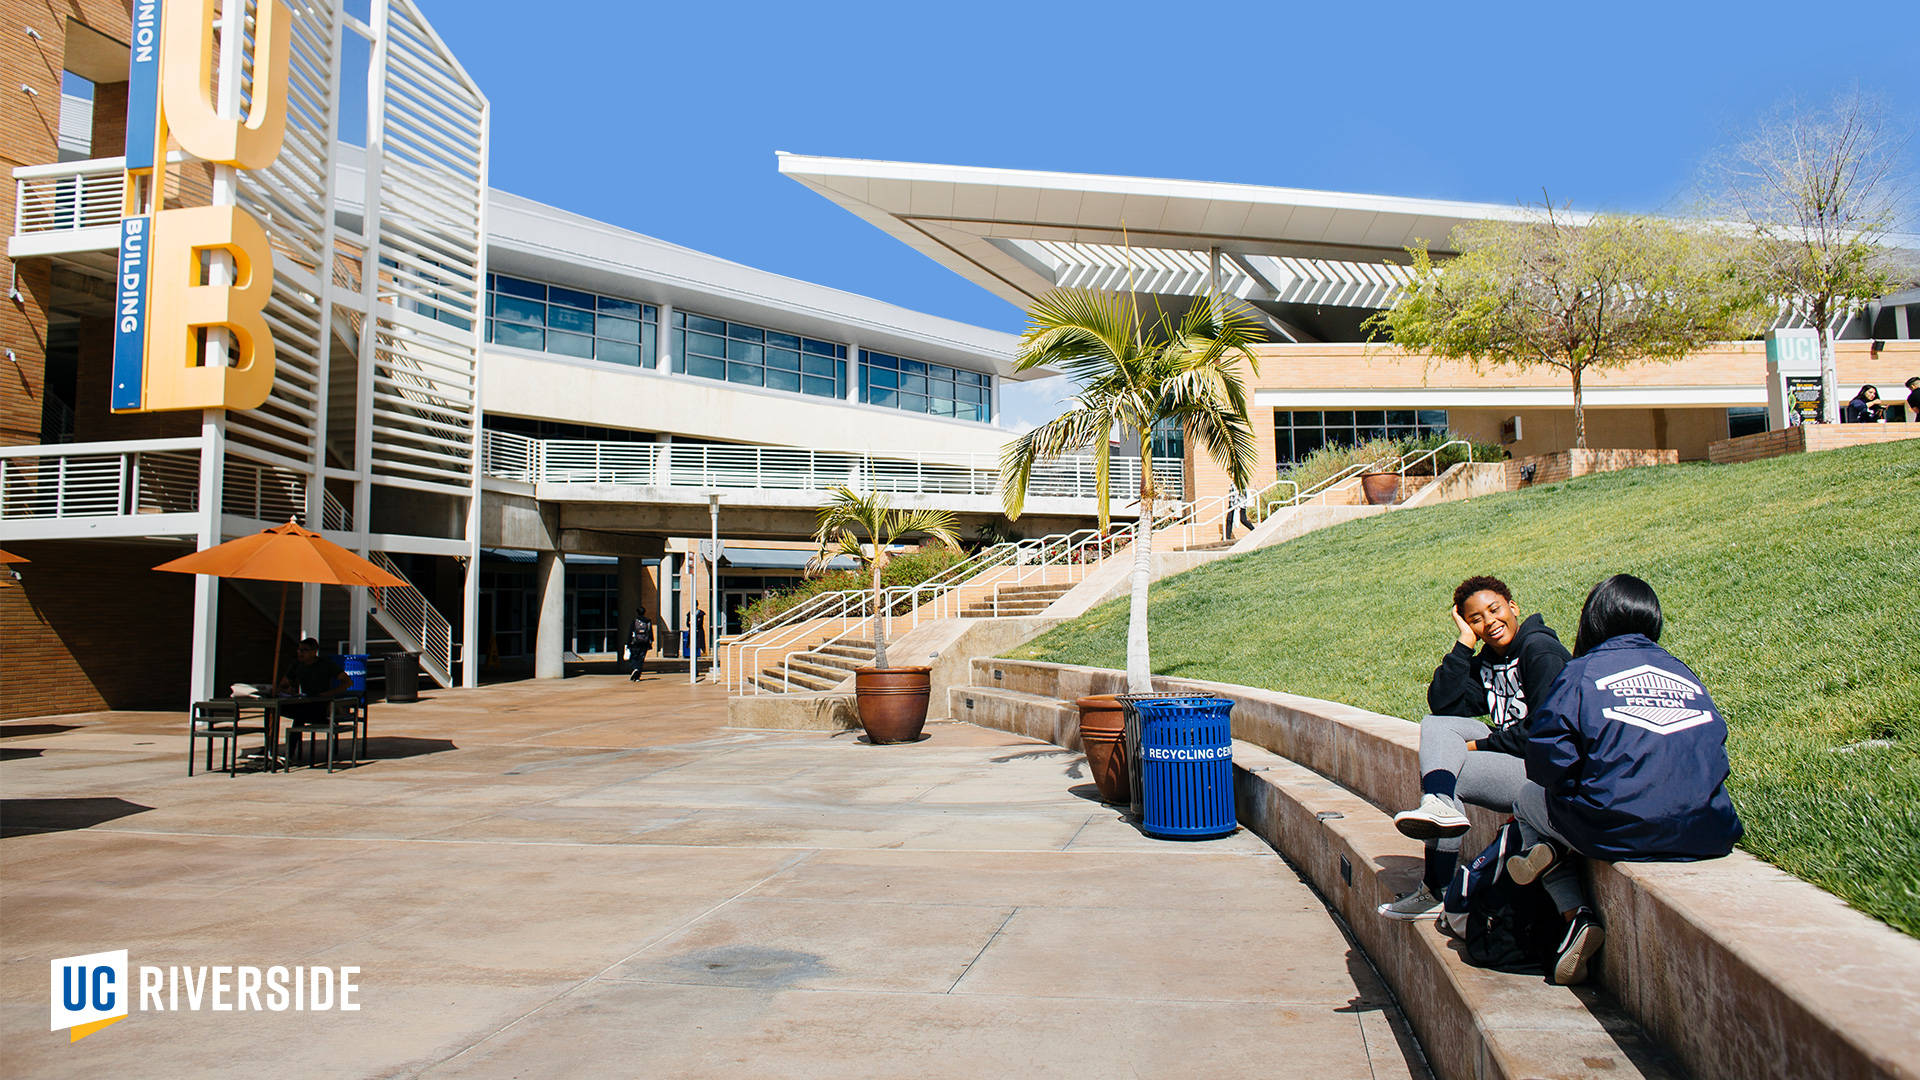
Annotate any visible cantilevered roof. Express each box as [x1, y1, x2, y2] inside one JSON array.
[[776, 154, 1562, 311]]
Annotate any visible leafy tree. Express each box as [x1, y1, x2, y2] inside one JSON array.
[[1367, 206, 1766, 448], [1000, 291, 1261, 692], [810, 486, 960, 670], [1706, 91, 1916, 423]]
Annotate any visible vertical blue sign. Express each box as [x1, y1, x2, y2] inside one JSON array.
[[125, 0, 162, 168], [110, 217, 151, 411]]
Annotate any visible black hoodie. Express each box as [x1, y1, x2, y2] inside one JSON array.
[[1427, 612, 1571, 757]]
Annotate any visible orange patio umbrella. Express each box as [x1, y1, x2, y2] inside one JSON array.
[[0, 547, 24, 588], [154, 520, 406, 687]]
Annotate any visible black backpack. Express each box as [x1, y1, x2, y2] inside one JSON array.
[[1443, 820, 1565, 975]]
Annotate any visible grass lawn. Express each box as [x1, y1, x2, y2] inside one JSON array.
[[1011, 440, 1920, 936]]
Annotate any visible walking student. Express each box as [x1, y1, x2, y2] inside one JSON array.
[[1509, 574, 1743, 984], [1378, 575, 1571, 920], [627, 609, 653, 682]]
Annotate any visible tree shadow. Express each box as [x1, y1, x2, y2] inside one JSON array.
[[0, 724, 78, 739], [2, 797, 152, 838]]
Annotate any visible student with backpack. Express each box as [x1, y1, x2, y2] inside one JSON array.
[[1507, 574, 1744, 985], [627, 609, 653, 682], [1377, 575, 1572, 921]]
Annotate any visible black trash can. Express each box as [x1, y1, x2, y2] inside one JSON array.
[[384, 652, 421, 703], [1117, 692, 1213, 821]]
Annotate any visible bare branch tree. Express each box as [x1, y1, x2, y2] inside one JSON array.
[[1706, 90, 1919, 423]]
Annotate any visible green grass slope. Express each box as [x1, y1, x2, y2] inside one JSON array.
[[1013, 441, 1920, 936]]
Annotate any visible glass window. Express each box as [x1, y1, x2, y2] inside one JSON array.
[[767, 369, 801, 393], [1272, 409, 1449, 465], [858, 350, 991, 421], [485, 275, 657, 368], [803, 376, 838, 398], [687, 314, 726, 335], [766, 349, 800, 371]]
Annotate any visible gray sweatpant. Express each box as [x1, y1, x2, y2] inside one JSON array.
[[1417, 714, 1527, 855], [1514, 782, 1589, 914]]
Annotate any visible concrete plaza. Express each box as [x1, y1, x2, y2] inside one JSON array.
[[1, 676, 1424, 1078]]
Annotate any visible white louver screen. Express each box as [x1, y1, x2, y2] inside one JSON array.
[[365, 0, 487, 494]]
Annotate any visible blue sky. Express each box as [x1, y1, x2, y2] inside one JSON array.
[[423, 1, 1917, 427]]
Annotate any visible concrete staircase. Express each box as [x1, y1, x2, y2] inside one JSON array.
[[959, 581, 1074, 618], [751, 638, 875, 693]]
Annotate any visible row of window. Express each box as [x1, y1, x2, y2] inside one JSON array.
[[483, 274, 992, 417], [859, 351, 992, 422], [1273, 409, 1450, 463], [671, 311, 847, 400], [485, 274, 659, 368]]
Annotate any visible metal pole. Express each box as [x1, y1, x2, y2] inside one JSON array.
[[688, 547, 698, 686], [709, 493, 721, 685]]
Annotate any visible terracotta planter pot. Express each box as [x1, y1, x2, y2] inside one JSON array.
[[853, 666, 933, 744], [1076, 694, 1129, 804], [1360, 472, 1401, 505]]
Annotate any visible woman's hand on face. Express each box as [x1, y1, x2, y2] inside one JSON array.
[[1452, 607, 1478, 648]]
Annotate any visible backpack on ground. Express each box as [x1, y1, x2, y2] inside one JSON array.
[[1442, 820, 1564, 975]]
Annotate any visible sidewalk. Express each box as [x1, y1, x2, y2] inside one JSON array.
[[1, 676, 1425, 1078]]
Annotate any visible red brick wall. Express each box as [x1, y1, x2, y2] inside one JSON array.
[[1507, 448, 1679, 489], [1708, 424, 1920, 465], [0, 541, 298, 720]]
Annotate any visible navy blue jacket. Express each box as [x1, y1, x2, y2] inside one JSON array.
[[1524, 634, 1743, 861]]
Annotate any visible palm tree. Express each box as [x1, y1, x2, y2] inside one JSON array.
[[811, 486, 962, 670], [1000, 290, 1263, 692]]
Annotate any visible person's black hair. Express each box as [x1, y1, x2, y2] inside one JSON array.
[[1907, 376, 1920, 391], [1573, 574, 1663, 657], [1452, 575, 1512, 613], [298, 636, 320, 650], [1855, 384, 1879, 399]]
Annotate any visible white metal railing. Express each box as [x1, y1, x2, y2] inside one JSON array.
[[322, 489, 452, 687], [481, 429, 1185, 502], [1246, 439, 1477, 523], [223, 459, 310, 525], [12, 157, 129, 237], [0, 439, 202, 521]]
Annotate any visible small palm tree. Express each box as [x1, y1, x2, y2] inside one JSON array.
[[1000, 290, 1262, 692], [811, 486, 962, 669]]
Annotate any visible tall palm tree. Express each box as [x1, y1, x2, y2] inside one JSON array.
[[1000, 290, 1263, 692], [811, 486, 962, 670]]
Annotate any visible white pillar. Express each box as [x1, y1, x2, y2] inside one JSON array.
[[534, 550, 565, 679], [189, 418, 224, 703], [656, 302, 674, 372], [845, 342, 860, 402]]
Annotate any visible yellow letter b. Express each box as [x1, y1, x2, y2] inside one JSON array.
[[145, 205, 277, 412]]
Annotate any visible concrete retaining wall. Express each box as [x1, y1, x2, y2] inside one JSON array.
[[1708, 423, 1920, 464], [955, 657, 1920, 1080]]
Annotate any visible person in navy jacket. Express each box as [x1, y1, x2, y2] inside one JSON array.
[[1508, 573, 1744, 985]]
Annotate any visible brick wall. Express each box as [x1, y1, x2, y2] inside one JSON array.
[[1708, 423, 1920, 465], [3, 1, 134, 448], [72, 315, 197, 442], [1, 540, 300, 719], [1506, 448, 1679, 489]]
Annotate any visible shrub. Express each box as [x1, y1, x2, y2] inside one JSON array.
[[1252, 431, 1504, 520], [741, 547, 969, 629]]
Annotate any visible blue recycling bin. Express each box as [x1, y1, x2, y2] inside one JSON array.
[[1135, 696, 1237, 839], [331, 654, 370, 693]]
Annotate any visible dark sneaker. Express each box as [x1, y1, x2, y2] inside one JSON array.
[[1376, 885, 1442, 920], [1552, 908, 1605, 985], [1393, 794, 1471, 840], [1506, 840, 1561, 885]]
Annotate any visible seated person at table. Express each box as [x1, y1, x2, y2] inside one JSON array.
[[1377, 575, 1571, 920], [1510, 573, 1743, 985], [276, 638, 352, 727]]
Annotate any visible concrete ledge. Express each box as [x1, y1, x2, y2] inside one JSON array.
[[725, 690, 858, 731], [962, 657, 1920, 1080], [1708, 423, 1920, 464]]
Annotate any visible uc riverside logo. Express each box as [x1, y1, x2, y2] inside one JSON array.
[[51, 951, 359, 1042]]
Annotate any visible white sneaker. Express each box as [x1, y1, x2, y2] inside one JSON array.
[[1393, 794, 1471, 840], [1377, 885, 1442, 920]]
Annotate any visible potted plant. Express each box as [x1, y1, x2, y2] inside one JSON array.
[[1359, 471, 1401, 504], [812, 486, 961, 744]]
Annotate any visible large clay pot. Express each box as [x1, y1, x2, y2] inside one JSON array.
[[853, 666, 933, 744], [1076, 694, 1129, 804], [1360, 472, 1401, 505]]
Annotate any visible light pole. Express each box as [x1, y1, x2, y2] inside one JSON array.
[[708, 493, 721, 685]]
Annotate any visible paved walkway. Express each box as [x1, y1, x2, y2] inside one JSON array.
[[2, 676, 1425, 1078]]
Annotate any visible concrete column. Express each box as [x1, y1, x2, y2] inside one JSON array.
[[616, 556, 645, 662], [656, 302, 674, 372], [845, 342, 860, 402], [534, 551, 565, 679]]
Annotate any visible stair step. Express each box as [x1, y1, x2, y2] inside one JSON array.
[[797, 653, 866, 674], [785, 658, 852, 682], [760, 666, 838, 692], [814, 644, 876, 661], [1181, 540, 1237, 552], [995, 583, 1073, 598]]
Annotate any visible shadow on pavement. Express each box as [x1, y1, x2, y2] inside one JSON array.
[[1, 796, 153, 837], [358, 736, 458, 761], [0, 724, 79, 739]]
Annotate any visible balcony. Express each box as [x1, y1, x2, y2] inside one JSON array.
[[10, 157, 128, 261]]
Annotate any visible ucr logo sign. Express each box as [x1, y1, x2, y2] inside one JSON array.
[[50, 950, 129, 1042]]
